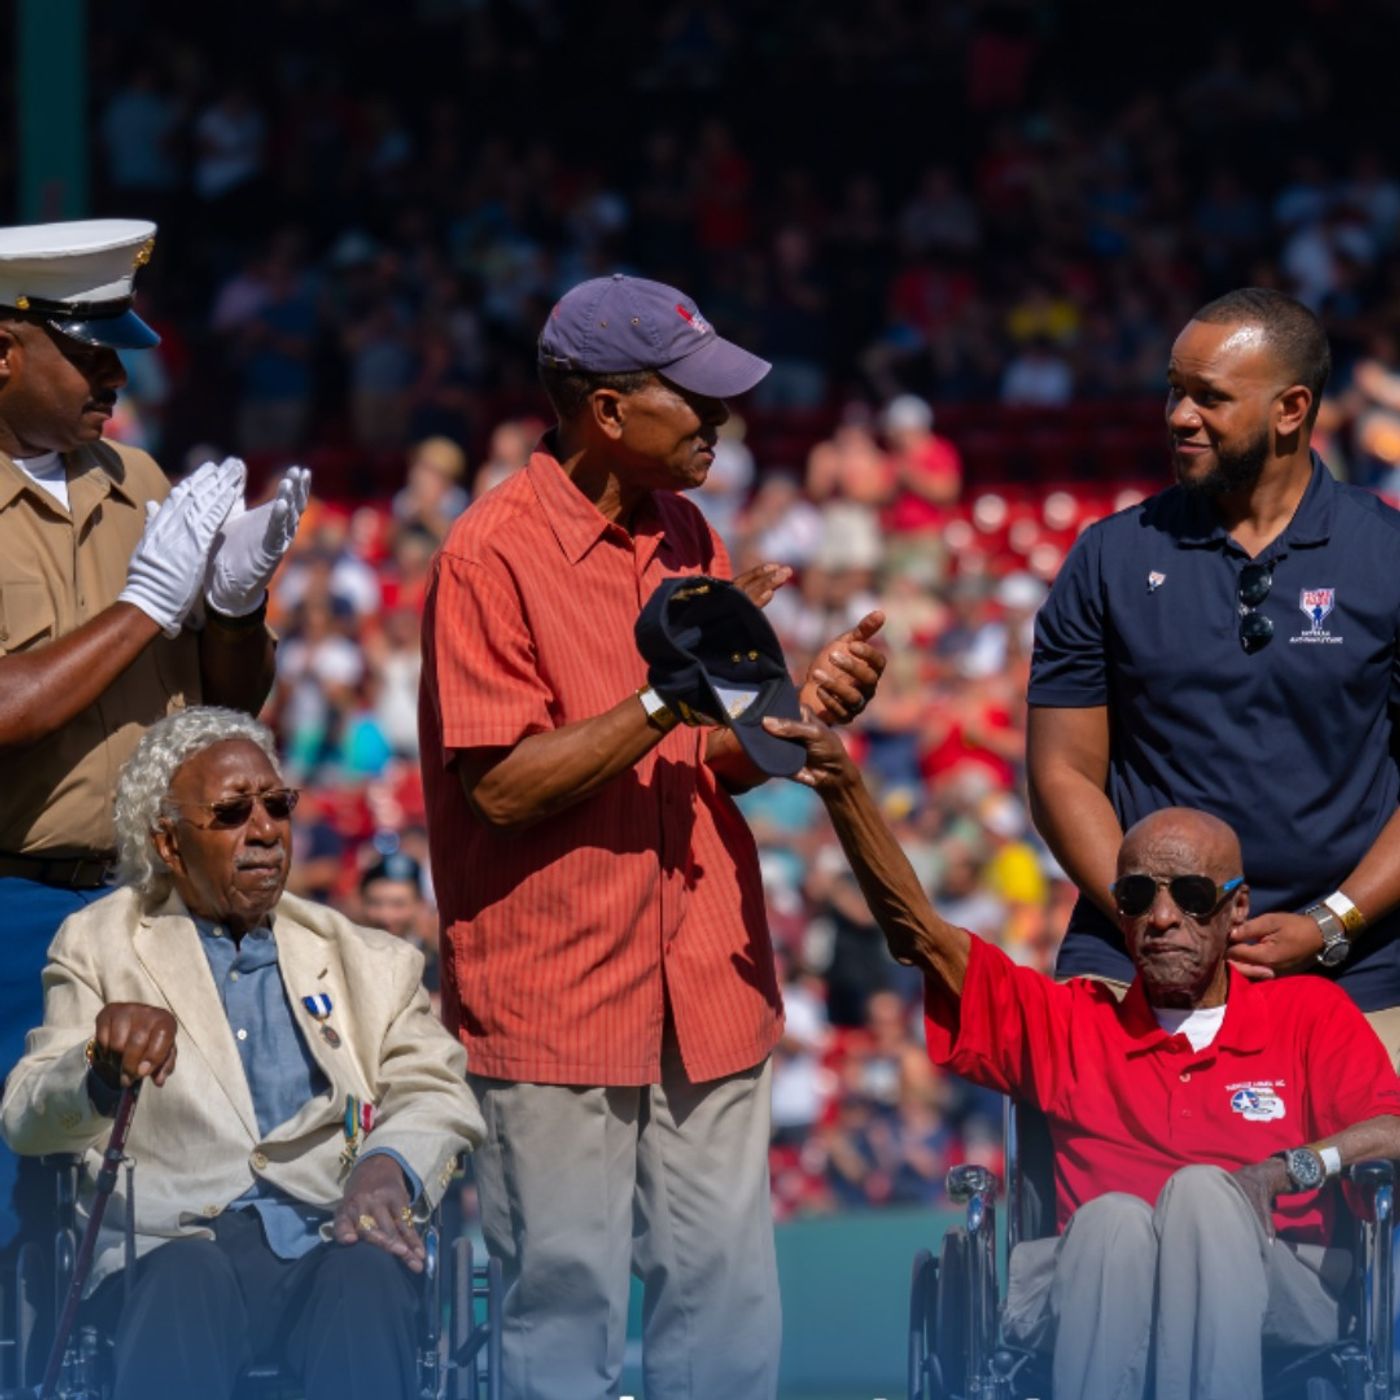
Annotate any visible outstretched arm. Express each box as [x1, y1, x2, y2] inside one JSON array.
[[764, 713, 970, 994]]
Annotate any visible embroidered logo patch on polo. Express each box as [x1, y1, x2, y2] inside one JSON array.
[[1229, 1083, 1287, 1122], [1147, 571, 1166, 592], [1292, 588, 1342, 646]]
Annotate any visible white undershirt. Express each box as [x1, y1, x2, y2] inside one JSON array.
[[13, 452, 69, 509], [1152, 1004, 1227, 1053]]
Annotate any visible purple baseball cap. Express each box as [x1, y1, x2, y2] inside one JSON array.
[[538, 274, 771, 399]]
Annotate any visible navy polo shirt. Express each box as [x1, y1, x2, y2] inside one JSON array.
[[1029, 458, 1400, 1011]]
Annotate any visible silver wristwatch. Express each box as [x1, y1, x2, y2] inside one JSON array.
[[1276, 1146, 1327, 1193], [1304, 904, 1349, 969]]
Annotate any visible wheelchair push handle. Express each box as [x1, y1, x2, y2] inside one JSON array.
[[946, 1164, 999, 1204]]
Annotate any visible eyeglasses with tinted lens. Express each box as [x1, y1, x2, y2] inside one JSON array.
[[1238, 563, 1273, 654], [1111, 873, 1244, 920], [170, 788, 300, 830]]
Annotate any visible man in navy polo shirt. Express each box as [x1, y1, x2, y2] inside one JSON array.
[[1026, 288, 1400, 1060]]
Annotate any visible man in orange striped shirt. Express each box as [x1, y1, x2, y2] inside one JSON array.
[[420, 275, 884, 1399]]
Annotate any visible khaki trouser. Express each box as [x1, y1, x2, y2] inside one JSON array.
[[1002, 1165, 1349, 1400], [468, 1045, 779, 1400]]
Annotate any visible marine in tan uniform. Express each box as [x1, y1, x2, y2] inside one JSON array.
[[0, 219, 309, 1244]]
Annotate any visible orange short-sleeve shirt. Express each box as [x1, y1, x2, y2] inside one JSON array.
[[420, 444, 783, 1086]]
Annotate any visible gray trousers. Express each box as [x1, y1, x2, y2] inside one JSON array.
[[468, 1047, 779, 1400], [1002, 1165, 1350, 1400]]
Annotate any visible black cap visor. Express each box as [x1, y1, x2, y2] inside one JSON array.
[[50, 307, 159, 350]]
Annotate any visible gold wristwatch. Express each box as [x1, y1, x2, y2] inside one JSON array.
[[637, 686, 679, 733]]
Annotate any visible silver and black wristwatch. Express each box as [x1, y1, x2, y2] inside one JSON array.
[[1276, 1146, 1327, 1193]]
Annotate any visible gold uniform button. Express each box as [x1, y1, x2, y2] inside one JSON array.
[[203, 1204, 220, 1218], [59, 1111, 81, 1131], [251, 1151, 269, 1171]]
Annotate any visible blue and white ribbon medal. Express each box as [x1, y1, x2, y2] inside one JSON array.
[[301, 992, 341, 1048]]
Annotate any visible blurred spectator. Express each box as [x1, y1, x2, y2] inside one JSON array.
[[392, 436, 470, 540], [193, 86, 268, 210], [692, 412, 756, 548], [100, 68, 182, 197], [472, 418, 540, 498], [358, 851, 439, 995], [232, 246, 316, 454], [882, 393, 964, 534], [1000, 337, 1075, 406]]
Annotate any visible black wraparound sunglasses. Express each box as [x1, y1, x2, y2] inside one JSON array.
[[169, 787, 300, 830], [1112, 873, 1244, 920], [1238, 563, 1273, 654]]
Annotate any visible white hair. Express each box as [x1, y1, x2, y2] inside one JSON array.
[[114, 706, 281, 903]]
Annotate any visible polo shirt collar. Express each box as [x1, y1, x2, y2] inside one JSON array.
[[528, 436, 667, 570], [1117, 966, 1269, 1058], [1172, 453, 1335, 551]]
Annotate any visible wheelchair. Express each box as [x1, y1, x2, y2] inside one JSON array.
[[909, 1100, 1398, 1400], [0, 1154, 504, 1400]]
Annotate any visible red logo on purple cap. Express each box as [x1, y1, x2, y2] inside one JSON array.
[[675, 303, 711, 335]]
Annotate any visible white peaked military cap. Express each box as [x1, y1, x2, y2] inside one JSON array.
[[0, 219, 160, 349]]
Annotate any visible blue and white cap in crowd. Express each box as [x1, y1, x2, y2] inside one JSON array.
[[0, 219, 160, 349], [538, 273, 770, 399]]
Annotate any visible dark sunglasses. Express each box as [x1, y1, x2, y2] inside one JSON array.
[[1238, 563, 1273, 654], [170, 787, 300, 830], [1112, 873, 1244, 920]]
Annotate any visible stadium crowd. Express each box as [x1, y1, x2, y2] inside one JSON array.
[[66, 0, 1400, 1217]]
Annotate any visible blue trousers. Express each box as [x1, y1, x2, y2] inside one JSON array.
[[95, 1209, 420, 1400], [0, 878, 113, 1246]]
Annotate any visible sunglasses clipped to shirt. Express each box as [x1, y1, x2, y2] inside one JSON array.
[[1238, 562, 1274, 653], [170, 788, 300, 830], [1111, 873, 1244, 920]]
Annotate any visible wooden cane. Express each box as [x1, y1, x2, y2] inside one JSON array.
[[38, 1082, 141, 1400]]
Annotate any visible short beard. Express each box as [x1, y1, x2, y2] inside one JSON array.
[[1176, 428, 1269, 497]]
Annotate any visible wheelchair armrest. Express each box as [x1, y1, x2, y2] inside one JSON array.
[[1345, 1158, 1396, 1222], [1345, 1158, 1394, 1190]]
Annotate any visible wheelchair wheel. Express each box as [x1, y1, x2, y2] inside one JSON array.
[[933, 1229, 970, 1400], [907, 1249, 936, 1400]]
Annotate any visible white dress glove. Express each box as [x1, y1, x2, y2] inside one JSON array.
[[118, 459, 246, 637], [205, 464, 312, 618]]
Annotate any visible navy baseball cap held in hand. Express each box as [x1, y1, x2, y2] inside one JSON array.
[[635, 576, 805, 778], [539, 274, 771, 399]]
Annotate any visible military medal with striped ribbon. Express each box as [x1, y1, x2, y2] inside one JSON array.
[[301, 993, 341, 1048], [339, 1094, 378, 1171]]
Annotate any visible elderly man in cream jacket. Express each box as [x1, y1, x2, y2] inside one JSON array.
[[1, 706, 484, 1400]]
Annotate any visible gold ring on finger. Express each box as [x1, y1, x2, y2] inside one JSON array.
[[399, 1206, 415, 1223], [357, 1213, 376, 1232]]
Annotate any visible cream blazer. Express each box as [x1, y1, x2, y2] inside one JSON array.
[[1, 886, 484, 1292]]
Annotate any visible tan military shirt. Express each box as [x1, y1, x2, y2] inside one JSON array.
[[0, 440, 202, 859]]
